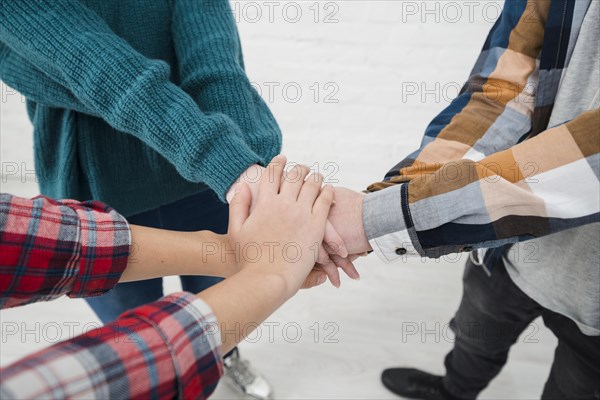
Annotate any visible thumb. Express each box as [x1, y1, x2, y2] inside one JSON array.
[[300, 270, 328, 290], [228, 182, 252, 233]]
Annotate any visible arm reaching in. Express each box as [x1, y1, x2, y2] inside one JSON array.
[[171, 0, 282, 163], [202, 155, 336, 351], [0, 0, 264, 199], [364, 109, 599, 261], [0, 156, 334, 399], [227, 162, 360, 287]]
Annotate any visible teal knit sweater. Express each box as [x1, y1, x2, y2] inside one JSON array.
[[0, 0, 282, 216]]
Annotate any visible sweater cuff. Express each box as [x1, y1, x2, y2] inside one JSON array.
[[362, 184, 421, 262], [155, 82, 265, 200], [181, 122, 265, 201]]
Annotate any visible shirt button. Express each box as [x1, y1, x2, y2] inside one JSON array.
[[462, 246, 473, 252], [395, 248, 407, 256]]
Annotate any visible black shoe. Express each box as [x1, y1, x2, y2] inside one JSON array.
[[381, 368, 459, 400]]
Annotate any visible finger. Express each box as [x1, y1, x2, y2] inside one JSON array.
[[318, 261, 341, 288], [322, 221, 349, 259], [228, 182, 252, 232], [259, 155, 287, 196], [280, 164, 310, 199], [298, 172, 324, 206], [318, 243, 332, 265], [300, 270, 327, 289], [331, 254, 360, 280]]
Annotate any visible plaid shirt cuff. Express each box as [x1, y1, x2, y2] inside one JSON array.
[[363, 184, 422, 262], [62, 199, 131, 298], [0, 292, 224, 400], [0, 194, 131, 308], [118, 292, 224, 399]]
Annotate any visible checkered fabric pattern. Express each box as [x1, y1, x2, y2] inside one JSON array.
[[366, 0, 599, 260]]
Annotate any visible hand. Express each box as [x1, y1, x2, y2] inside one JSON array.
[[226, 164, 264, 208], [326, 187, 372, 255], [227, 156, 335, 295], [227, 161, 360, 287]]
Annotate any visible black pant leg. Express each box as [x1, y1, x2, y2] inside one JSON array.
[[443, 259, 543, 399], [541, 310, 600, 400]]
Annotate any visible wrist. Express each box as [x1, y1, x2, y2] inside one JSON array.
[[239, 260, 303, 299], [357, 194, 373, 252], [226, 164, 263, 203], [192, 232, 240, 278]]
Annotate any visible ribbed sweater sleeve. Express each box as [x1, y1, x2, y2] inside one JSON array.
[[0, 0, 264, 199], [0, 43, 97, 116], [172, 0, 282, 163]]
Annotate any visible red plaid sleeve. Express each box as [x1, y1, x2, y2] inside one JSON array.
[[0, 193, 131, 308], [0, 292, 224, 399]]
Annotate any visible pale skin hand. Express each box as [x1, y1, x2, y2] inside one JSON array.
[[120, 223, 327, 290], [120, 226, 238, 283], [227, 162, 360, 287], [326, 187, 372, 256], [200, 155, 336, 352]]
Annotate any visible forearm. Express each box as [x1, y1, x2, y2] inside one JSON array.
[[0, 293, 223, 400], [1, 0, 263, 198], [0, 194, 130, 308], [172, 0, 282, 161], [0, 45, 97, 116], [364, 109, 600, 261], [197, 267, 290, 354], [371, 1, 548, 191], [120, 226, 239, 282]]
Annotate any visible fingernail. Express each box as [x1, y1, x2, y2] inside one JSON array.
[[317, 275, 327, 285]]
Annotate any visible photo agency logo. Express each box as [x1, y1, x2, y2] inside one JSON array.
[[398, 1, 504, 24], [0, 161, 162, 186], [127, 238, 340, 266], [392, 242, 540, 265], [400, 320, 541, 344], [1, 82, 27, 104], [197, 321, 341, 345], [250, 81, 340, 104], [400, 80, 537, 105], [231, 1, 340, 24], [232, 161, 340, 185], [1, 321, 107, 344], [1, 320, 341, 345]]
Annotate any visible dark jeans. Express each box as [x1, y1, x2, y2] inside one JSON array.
[[443, 259, 600, 400], [86, 189, 228, 322]]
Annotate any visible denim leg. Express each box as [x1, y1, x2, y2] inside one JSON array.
[[86, 278, 164, 322], [86, 189, 229, 323], [86, 206, 165, 323], [541, 310, 600, 400], [166, 190, 229, 293], [442, 259, 543, 399]]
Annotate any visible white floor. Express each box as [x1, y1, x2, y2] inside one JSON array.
[[1, 214, 557, 399]]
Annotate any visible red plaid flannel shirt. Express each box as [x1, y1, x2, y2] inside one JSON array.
[[0, 194, 223, 399]]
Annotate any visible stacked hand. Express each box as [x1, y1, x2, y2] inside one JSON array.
[[227, 157, 372, 288], [227, 156, 336, 293]]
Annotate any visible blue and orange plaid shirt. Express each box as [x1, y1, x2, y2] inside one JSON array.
[[0, 194, 223, 399], [365, 0, 599, 262]]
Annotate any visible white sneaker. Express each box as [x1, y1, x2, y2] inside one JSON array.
[[223, 348, 273, 400]]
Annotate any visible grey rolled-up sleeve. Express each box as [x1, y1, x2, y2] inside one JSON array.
[[362, 184, 421, 262]]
